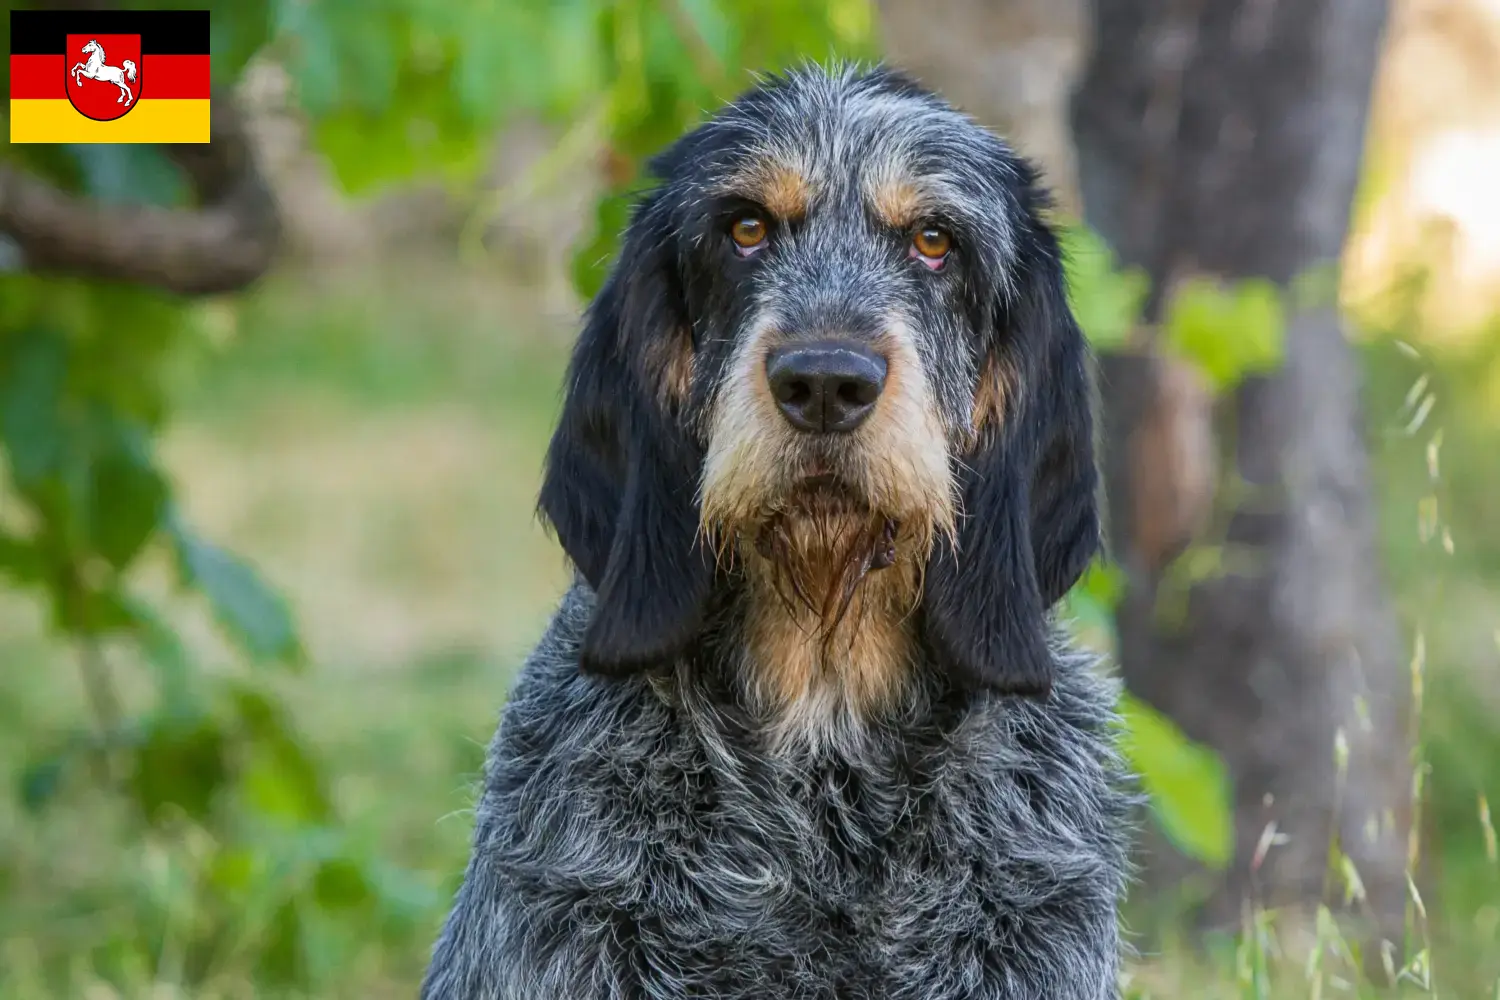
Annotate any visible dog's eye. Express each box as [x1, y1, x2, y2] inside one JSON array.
[[911, 227, 952, 267], [730, 216, 769, 254]]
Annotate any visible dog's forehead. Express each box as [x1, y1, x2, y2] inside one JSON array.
[[699, 68, 1013, 224]]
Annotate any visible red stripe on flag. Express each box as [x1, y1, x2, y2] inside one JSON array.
[[8, 56, 59, 98], [9, 54, 210, 100]]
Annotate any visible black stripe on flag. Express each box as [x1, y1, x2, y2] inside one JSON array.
[[9, 10, 209, 55]]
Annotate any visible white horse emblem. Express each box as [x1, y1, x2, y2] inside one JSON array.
[[71, 39, 137, 107]]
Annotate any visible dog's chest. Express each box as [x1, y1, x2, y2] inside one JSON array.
[[468, 638, 1128, 1000], [497, 700, 1021, 997]]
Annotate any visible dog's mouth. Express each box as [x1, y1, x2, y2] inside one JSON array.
[[758, 470, 892, 545], [785, 470, 859, 513]]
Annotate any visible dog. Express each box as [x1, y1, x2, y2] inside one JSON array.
[[421, 64, 1134, 1000]]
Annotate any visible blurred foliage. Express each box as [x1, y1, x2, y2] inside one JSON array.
[[1060, 222, 1303, 875], [1061, 225, 1150, 351], [1120, 696, 1234, 870], [1059, 559, 1233, 869], [1163, 277, 1286, 393]]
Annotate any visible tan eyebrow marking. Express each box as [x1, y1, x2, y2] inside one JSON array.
[[719, 156, 815, 221], [869, 177, 926, 230], [755, 162, 812, 220]]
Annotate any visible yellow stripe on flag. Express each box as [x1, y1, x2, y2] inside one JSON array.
[[9, 99, 209, 144]]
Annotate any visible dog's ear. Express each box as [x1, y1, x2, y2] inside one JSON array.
[[923, 214, 1100, 698], [537, 193, 714, 677]]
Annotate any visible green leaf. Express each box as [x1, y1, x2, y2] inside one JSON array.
[[53, 583, 138, 637], [0, 326, 69, 488], [1163, 276, 1287, 392], [1061, 559, 1126, 652], [331, 8, 402, 116], [1076, 559, 1125, 607], [239, 750, 332, 827], [455, 7, 541, 119], [312, 856, 373, 912], [537, 1, 606, 119], [62, 145, 188, 207], [260, 897, 311, 989], [571, 187, 641, 301], [0, 137, 88, 194], [209, 0, 273, 81], [127, 712, 231, 825], [227, 682, 332, 825], [166, 514, 301, 666], [87, 417, 167, 570], [1119, 693, 1234, 869], [1059, 225, 1149, 351], [118, 592, 197, 715], [208, 843, 259, 896], [824, 0, 876, 52], [676, 0, 735, 67], [310, 61, 489, 195], [18, 751, 70, 813], [0, 531, 45, 584], [275, 0, 343, 115]]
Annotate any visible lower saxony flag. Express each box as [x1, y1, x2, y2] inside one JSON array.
[[9, 9, 210, 143]]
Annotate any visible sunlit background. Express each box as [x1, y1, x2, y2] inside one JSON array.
[[2, 1, 1499, 997]]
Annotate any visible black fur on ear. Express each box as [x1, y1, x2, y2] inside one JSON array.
[[537, 192, 714, 677], [923, 209, 1101, 699]]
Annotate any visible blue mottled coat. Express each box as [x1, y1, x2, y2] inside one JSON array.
[[421, 585, 1132, 1000]]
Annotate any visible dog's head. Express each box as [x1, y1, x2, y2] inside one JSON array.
[[539, 65, 1099, 699]]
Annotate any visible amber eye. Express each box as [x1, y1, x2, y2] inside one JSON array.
[[731, 216, 769, 250], [912, 226, 952, 260]]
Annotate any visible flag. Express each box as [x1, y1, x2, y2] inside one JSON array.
[[9, 10, 210, 143]]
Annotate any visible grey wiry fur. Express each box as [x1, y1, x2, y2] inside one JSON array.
[[424, 587, 1132, 1000], [422, 63, 1135, 999]]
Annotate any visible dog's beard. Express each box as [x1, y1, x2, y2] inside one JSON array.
[[724, 477, 925, 649], [700, 461, 944, 731]]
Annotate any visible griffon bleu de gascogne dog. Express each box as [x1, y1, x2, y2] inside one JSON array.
[[422, 64, 1133, 1000]]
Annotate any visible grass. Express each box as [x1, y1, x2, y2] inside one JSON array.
[[2, 260, 1499, 998]]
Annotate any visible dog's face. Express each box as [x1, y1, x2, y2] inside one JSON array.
[[539, 66, 1099, 704]]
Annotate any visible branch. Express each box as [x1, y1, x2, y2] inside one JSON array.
[[75, 636, 122, 783], [0, 97, 281, 296]]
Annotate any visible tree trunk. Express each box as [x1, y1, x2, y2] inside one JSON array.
[[1072, 0, 1411, 947]]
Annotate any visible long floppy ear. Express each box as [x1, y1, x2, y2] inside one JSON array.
[[922, 214, 1100, 698], [537, 193, 714, 677]]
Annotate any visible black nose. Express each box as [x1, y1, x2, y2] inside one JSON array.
[[765, 341, 887, 433]]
